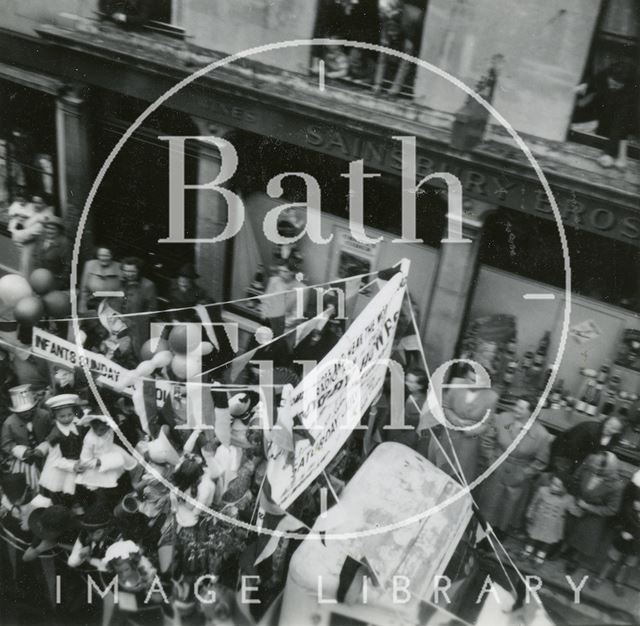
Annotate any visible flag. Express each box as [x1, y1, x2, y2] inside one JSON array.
[[254, 481, 308, 565]]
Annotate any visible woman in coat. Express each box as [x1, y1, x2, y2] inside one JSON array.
[[564, 451, 623, 574], [423, 364, 499, 483], [78, 246, 122, 314], [477, 396, 553, 539]]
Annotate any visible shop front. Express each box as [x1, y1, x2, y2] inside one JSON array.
[[461, 206, 640, 470]]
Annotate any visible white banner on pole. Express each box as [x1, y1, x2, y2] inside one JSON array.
[[267, 260, 409, 508]]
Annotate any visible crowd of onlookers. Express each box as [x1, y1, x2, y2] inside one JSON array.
[[0, 200, 638, 624]]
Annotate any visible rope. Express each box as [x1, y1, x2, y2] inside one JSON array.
[[405, 297, 535, 603], [44, 268, 381, 323]]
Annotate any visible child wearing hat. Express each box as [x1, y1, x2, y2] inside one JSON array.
[[1, 385, 52, 490], [524, 473, 574, 564], [75, 414, 137, 511], [37, 394, 85, 508], [68, 505, 119, 572]]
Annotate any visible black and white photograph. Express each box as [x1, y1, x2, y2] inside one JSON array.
[[0, 1, 638, 625]]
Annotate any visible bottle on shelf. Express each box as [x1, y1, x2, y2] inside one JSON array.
[[534, 331, 550, 367], [586, 383, 603, 417], [596, 362, 610, 385], [522, 346, 534, 369], [549, 378, 564, 408]]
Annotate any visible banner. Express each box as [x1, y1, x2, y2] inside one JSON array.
[[266, 261, 409, 508], [32, 328, 133, 392]]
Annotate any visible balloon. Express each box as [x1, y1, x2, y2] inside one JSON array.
[[43, 290, 71, 318], [170, 354, 188, 380], [151, 350, 173, 369], [0, 274, 33, 308], [29, 269, 55, 295], [135, 361, 156, 377], [140, 337, 170, 362], [71, 329, 87, 346], [168, 326, 192, 355], [14, 296, 44, 325], [190, 341, 213, 357]]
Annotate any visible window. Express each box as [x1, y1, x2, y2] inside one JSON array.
[[569, 0, 639, 159], [97, 0, 184, 38], [311, 0, 429, 99], [0, 81, 57, 228]]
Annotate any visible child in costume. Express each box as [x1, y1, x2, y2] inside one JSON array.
[[75, 414, 137, 511], [37, 394, 85, 508]]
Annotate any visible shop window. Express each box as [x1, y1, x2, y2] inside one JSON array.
[[97, 0, 184, 38], [569, 0, 639, 162], [0, 82, 57, 228], [311, 0, 429, 99], [480, 208, 640, 313]]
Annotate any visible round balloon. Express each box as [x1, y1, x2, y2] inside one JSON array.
[[170, 354, 188, 380], [14, 295, 44, 325], [29, 268, 55, 295], [140, 337, 170, 361], [0, 274, 33, 308], [168, 326, 194, 355], [151, 350, 173, 369], [43, 291, 71, 318]]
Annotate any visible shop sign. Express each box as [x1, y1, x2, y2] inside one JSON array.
[[267, 261, 408, 508], [298, 122, 640, 245]]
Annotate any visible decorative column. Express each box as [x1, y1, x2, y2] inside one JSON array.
[[422, 200, 496, 372], [191, 119, 236, 302], [55, 85, 94, 257]]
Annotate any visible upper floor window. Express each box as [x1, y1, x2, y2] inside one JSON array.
[[311, 0, 429, 99], [98, 0, 183, 37], [569, 0, 639, 168]]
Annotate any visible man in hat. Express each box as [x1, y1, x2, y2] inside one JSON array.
[[68, 505, 118, 571], [112, 257, 157, 357], [31, 214, 71, 291], [167, 263, 207, 323], [1, 385, 53, 489]]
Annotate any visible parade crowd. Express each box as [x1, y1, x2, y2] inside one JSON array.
[[0, 197, 639, 625]]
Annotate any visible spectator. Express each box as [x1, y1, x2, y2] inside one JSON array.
[[550, 415, 624, 474], [31, 215, 71, 291], [572, 61, 638, 169], [477, 396, 553, 540], [113, 257, 158, 357], [78, 246, 122, 314], [99, 0, 153, 28], [262, 261, 307, 335], [9, 195, 54, 277], [590, 492, 640, 596], [564, 451, 623, 575], [167, 263, 205, 322], [424, 364, 499, 484], [383, 368, 427, 450], [523, 473, 573, 564]]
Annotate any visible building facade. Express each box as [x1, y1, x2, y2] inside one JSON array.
[[0, 0, 638, 411]]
